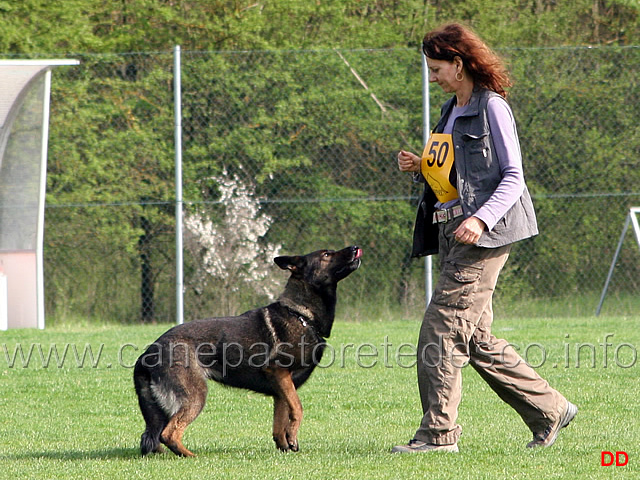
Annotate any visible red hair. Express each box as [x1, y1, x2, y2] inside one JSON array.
[[423, 23, 512, 97]]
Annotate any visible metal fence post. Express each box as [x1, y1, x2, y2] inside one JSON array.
[[422, 53, 432, 307], [174, 45, 184, 325], [596, 207, 640, 316]]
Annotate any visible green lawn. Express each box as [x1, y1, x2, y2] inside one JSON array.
[[0, 315, 638, 479]]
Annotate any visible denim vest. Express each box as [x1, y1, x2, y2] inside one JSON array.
[[411, 88, 538, 257]]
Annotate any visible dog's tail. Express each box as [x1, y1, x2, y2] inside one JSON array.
[[133, 358, 168, 456]]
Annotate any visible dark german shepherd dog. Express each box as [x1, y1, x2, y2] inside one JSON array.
[[133, 246, 362, 457]]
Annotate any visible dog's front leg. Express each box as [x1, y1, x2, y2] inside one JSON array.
[[266, 367, 302, 452], [272, 395, 291, 451]]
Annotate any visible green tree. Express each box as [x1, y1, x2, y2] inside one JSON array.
[[3, 1, 640, 321], [46, 53, 176, 322]]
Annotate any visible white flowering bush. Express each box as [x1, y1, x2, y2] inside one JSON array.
[[184, 169, 283, 314]]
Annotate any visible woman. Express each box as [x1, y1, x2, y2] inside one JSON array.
[[392, 23, 576, 453]]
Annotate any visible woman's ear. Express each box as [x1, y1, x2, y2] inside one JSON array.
[[453, 55, 464, 72]]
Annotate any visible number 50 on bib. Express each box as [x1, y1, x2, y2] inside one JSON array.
[[421, 133, 458, 203]]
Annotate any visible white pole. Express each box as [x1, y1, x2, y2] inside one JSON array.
[[596, 207, 640, 316], [36, 70, 52, 329], [421, 53, 432, 307], [174, 45, 184, 325], [596, 213, 629, 316]]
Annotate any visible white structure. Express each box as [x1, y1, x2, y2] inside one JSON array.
[[0, 59, 79, 329], [596, 207, 640, 316]]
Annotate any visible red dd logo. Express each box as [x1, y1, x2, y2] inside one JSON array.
[[601, 451, 628, 467]]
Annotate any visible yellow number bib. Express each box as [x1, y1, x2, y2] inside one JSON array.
[[421, 133, 458, 203]]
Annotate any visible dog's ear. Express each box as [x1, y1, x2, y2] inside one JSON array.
[[274, 255, 303, 272]]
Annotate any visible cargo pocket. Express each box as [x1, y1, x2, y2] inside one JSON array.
[[432, 261, 484, 309]]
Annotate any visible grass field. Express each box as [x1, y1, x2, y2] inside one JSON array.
[[0, 314, 638, 479]]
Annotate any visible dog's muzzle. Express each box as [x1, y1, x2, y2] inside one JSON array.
[[351, 246, 363, 267]]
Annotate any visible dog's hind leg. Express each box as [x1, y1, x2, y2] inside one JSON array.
[[139, 403, 168, 455], [160, 377, 207, 457], [134, 364, 168, 455], [267, 367, 303, 452]]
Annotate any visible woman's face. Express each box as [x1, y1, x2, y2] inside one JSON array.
[[426, 57, 460, 93]]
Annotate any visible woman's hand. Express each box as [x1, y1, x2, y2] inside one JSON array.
[[454, 216, 486, 245], [397, 150, 421, 172]]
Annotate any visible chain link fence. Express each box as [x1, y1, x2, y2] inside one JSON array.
[[14, 46, 639, 324]]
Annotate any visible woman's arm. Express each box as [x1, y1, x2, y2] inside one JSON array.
[[472, 96, 525, 231]]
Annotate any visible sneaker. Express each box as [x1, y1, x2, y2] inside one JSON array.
[[527, 401, 578, 448], [391, 439, 459, 454]]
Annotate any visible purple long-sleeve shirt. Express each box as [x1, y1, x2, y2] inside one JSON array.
[[439, 96, 524, 231]]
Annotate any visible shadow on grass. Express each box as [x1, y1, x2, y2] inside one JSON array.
[[2, 444, 282, 461], [3, 447, 140, 461]]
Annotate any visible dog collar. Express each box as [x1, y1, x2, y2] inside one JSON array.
[[281, 305, 320, 338], [297, 315, 308, 328], [285, 306, 310, 329]]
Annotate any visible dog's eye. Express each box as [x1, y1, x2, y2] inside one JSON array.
[[323, 251, 331, 258]]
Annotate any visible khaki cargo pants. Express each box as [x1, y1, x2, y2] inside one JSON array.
[[414, 216, 566, 445]]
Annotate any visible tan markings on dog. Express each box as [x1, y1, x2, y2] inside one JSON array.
[[263, 308, 280, 346], [267, 366, 303, 452]]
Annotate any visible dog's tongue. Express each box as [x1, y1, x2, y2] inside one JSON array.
[[355, 247, 363, 259]]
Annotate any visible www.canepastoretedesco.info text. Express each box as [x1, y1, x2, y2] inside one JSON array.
[[1, 334, 637, 370]]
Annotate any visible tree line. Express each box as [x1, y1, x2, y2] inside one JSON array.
[[3, 1, 639, 321], [2, 0, 639, 54]]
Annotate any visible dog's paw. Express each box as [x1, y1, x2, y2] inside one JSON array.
[[273, 435, 299, 452], [286, 432, 299, 452], [273, 435, 288, 451]]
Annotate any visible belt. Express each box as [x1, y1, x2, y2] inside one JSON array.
[[433, 205, 464, 224]]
